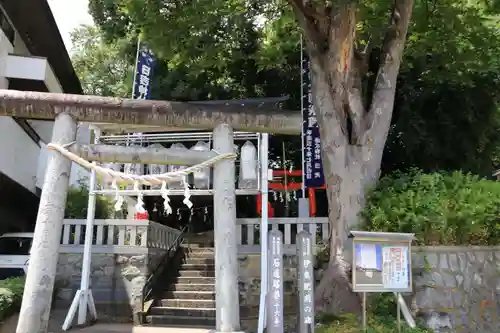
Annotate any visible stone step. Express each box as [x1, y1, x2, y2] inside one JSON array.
[[182, 244, 214, 249], [183, 250, 214, 256], [158, 298, 215, 308], [180, 263, 215, 271], [170, 283, 215, 292], [145, 314, 215, 328], [178, 270, 215, 277], [184, 257, 214, 265], [149, 306, 215, 318], [148, 306, 262, 319], [181, 244, 215, 253], [164, 291, 215, 300], [176, 276, 215, 284]]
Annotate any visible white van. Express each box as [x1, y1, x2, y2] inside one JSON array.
[[0, 232, 33, 280]]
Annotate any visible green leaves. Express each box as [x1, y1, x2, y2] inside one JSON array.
[[0, 277, 25, 321], [70, 25, 134, 97], [65, 184, 113, 219], [363, 169, 500, 245]]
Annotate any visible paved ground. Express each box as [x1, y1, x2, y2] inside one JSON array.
[[0, 312, 214, 333]]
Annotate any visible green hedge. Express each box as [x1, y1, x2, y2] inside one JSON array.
[[0, 277, 25, 321], [316, 313, 431, 333], [361, 169, 500, 245]]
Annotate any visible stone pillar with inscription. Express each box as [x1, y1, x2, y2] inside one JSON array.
[[268, 229, 284, 333], [213, 123, 241, 332], [16, 112, 77, 333], [297, 230, 315, 333]]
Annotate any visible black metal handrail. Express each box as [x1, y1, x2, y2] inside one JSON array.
[[139, 225, 188, 322]]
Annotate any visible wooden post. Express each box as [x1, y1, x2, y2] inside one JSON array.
[[16, 112, 77, 333], [213, 124, 241, 332]]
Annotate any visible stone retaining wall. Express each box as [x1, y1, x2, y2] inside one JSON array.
[[55, 245, 500, 331], [412, 246, 500, 332], [54, 250, 165, 321], [238, 246, 500, 332]]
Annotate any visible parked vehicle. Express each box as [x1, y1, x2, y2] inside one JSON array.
[[0, 232, 33, 280]]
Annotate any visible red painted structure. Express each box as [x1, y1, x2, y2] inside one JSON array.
[[256, 169, 325, 217]]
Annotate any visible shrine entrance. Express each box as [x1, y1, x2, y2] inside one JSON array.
[[0, 90, 301, 333]]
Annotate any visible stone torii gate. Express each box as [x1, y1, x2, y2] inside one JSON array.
[[0, 90, 301, 333]]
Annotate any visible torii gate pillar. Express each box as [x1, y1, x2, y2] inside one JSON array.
[[213, 123, 242, 332], [16, 112, 77, 333]]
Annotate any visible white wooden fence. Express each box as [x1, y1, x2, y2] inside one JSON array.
[[236, 217, 329, 254], [59, 219, 182, 254], [58, 218, 328, 255]]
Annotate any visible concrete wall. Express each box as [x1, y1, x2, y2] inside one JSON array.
[[237, 246, 500, 333], [0, 5, 72, 196], [0, 27, 13, 89]]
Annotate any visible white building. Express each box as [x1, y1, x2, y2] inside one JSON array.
[[0, 1, 87, 233]]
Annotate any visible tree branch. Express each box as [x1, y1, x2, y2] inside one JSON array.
[[364, 0, 414, 145], [347, 89, 365, 143], [288, 0, 329, 55]]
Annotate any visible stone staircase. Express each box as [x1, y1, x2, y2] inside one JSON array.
[[144, 235, 216, 328]]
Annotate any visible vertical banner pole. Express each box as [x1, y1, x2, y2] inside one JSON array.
[[299, 36, 310, 217], [297, 230, 315, 333], [131, 36, 141, 99], [300, 36, 325, 217], [257, 133, 270, 333], [127, 36, 156, 213], [300, 36, 306, 198]]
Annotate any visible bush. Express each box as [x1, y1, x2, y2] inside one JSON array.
[[362, 169, 500, 245], [65, 184, 113, 219], [0, 277, 25, 321], [316, 313, 431, 333]]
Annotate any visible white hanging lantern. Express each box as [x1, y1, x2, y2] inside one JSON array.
[[190, 141, 211, 189], [167, 143, 187, 189], [147, 143, 168, 189], [238, 141, 258, 189]]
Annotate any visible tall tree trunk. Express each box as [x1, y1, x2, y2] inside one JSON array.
[[288, 0, 414, 314]]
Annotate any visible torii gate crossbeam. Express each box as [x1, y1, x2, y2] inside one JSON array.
[[0, 90, 301, 135]]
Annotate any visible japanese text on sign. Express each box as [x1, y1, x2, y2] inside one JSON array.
[[268, 230, 284, 333], [302, 55, 324, 188], [297, 230, 315, 332], [382, 246, 409, 289], [133, 47, 156, 100]]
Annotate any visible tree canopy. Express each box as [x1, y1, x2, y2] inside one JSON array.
[[77, 0, 500, 316], [79, 0, 500, 176]]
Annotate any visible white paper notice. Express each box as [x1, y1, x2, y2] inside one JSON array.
[[382, 246, 409, 289], [357, 244, 378, 270]]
